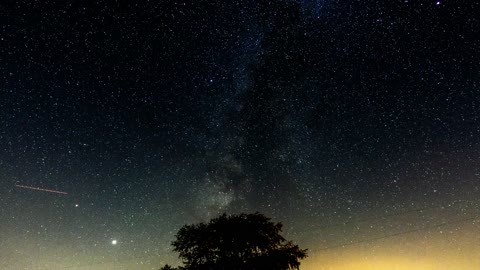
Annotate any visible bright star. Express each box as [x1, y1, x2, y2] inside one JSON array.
[[112, 240, 117, 245]]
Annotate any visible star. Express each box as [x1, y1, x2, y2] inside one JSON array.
[[112, 240, 118, 245]]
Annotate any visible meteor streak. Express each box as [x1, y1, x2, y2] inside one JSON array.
[[15, 184, 68, 195]]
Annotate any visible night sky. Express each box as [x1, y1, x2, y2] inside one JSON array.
[[1, 0, 480, 269]]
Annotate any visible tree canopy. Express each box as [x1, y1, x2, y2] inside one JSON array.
[[161, 212, 307, 270]]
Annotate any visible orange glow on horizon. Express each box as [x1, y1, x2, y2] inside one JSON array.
[[301, 222, 480, 270]]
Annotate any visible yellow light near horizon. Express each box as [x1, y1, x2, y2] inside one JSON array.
[[306, 256, 436, 270], [302, 252, 480, 270], [300, 222, 480, 270]]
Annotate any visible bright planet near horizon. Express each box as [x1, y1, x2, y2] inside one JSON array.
[[1, 0, 479, 269]]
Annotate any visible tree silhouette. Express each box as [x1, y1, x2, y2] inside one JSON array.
[[159, 264, 179, 270], [161, 212, 307, 270]]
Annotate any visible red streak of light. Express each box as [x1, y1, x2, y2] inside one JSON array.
[[15, 184, 68, 195]]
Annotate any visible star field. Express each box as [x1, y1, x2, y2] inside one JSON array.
[[1, 0, 479, 269]]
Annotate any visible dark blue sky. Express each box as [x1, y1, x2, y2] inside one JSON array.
[[1, 0, 479, 269]]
